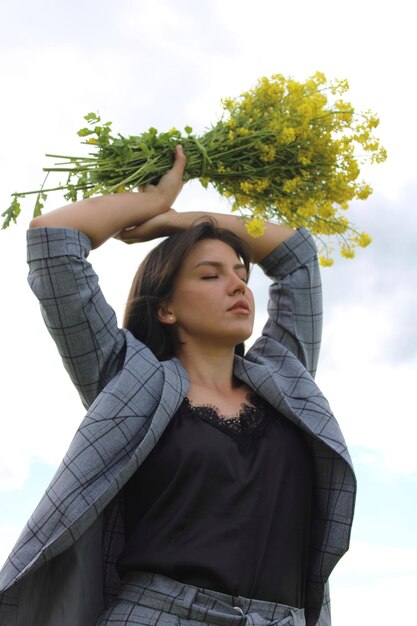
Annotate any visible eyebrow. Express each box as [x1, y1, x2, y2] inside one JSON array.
[[192, 260, 247, 271]]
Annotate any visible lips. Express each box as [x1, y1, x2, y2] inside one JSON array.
[[228, 299, 250, 314]]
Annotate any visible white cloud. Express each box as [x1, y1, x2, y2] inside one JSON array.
[[335, 541, 417, 576], [0, 458, 31, 494], [117, 0, 191, 40], [331, 573, 417, 626], [331, 540, 417, 626], [317, 311, 417, 475], [0, 524, 24, 571]]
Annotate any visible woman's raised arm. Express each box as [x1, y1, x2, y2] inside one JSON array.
[[116, 209, 296, 263], [29, 145, 187, 249]]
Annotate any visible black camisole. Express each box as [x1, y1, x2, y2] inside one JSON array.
[[117, 394, 314, 608]]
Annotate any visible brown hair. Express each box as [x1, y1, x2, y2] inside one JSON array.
[[123, 219, 252, 360]]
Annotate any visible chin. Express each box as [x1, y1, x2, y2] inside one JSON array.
[[229, 330, 253, 346]]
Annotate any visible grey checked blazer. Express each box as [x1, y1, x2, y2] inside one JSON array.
[[0, 227, 356, 626]]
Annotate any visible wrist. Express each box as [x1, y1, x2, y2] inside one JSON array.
[[170, 211, 207, 232]]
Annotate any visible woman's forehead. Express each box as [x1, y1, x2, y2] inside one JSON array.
[[184, 238, 242, 265]]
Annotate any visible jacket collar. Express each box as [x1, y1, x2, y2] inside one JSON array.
[[233, 355, 354, 467]]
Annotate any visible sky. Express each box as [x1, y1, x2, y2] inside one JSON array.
[[0, 1, 416, 624]]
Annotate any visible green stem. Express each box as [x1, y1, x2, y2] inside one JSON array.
[[13, 183, 94, 197]]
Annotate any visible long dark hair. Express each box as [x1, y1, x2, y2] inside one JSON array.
[[123, 219, 252, 360]]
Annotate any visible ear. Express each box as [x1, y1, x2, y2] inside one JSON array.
[[157, 303, 176, 325]]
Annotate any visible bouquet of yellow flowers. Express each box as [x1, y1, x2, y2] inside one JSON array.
[[2, 72, 386, 264]]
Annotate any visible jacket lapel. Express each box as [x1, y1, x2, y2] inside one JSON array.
[[233, 355, 353, 466], [119, 358, 189, 478]]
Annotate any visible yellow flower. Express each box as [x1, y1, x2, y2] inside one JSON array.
[[240, 180, 269, 194], [356, 232, 372, 247], [340, 245, 355, 259], [298, 200, 317, 218], [330, 78, 349, 95], [256, 179, 270, 192], [245, 217, 265, 238], [373, 146, 388, 164], [319, 256, 335, 267], [283, 177, 301, 193], [259, 144, 276, 163], [317, 202, 335, 219], [86, 138, 97, 144], [280, 127, 296, 144], [356, 183, 372, 200], [312, 71, 327, 86], [366, 113, 380, 129], [222, 97, 234, 111]]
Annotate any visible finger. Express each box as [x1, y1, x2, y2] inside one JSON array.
[[171, 145, 187, 176], [115, 225, 141, 241]]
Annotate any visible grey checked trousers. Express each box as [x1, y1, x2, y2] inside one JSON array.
[[96, 571, 305, 626]]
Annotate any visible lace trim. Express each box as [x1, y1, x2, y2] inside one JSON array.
[[181, 394, 267, 450]]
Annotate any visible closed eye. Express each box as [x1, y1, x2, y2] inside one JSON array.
[[201, 274, 248, 283]]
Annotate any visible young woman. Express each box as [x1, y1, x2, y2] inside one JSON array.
[[0, 146, 356, 626]]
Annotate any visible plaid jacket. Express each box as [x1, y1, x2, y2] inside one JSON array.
[[0, 227, 356, 626]]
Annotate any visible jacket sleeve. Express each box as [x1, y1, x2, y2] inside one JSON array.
[[247, 228, 323, 378], [27, 227, 127, 408]]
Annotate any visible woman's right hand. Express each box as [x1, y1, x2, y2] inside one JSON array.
[[144, 144, 186, 208], [115, 145, 187, 244]]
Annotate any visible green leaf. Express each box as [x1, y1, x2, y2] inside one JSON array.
[[33, 197, 43, 217], [84, 112, 100, 124], [1, 196, 21, 229], [184, 125, 193, 135], [77, 127, 94, 137], [64, 185, 78, 202]]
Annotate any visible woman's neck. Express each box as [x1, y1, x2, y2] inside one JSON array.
[[177, 344, 238, 395]]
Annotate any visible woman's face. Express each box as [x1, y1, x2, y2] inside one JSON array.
[[161, 238, 255, 350]]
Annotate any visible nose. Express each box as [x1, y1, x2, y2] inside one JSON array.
[[228, 273, 246, 294]]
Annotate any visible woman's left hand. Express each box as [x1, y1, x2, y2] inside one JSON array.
[[115, 209, 179, 244]]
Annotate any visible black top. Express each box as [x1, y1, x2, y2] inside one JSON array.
[[117, 394, 314, 608]]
